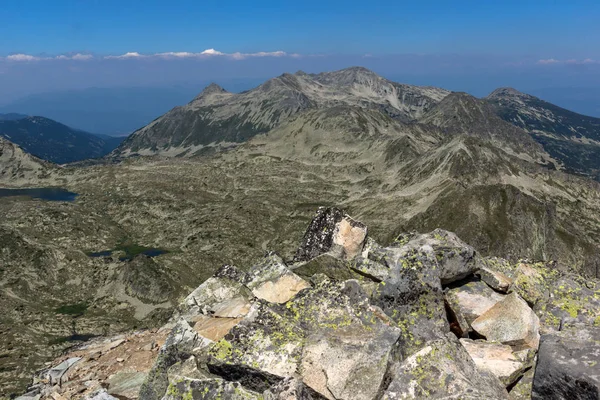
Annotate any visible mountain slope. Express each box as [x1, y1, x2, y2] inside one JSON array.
[[0, 136, 52, 182], [113, 67, 450, 157], [0, 117, 123, 164], [487, 88, 600, 178]]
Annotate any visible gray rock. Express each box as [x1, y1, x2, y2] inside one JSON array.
[[179, 264, 253, 319], [445, 278, 505, 327], [460, 338, 534, 387], [371, 247, 448, 356], [532, 325, 600, 400], [397, 229, 477, 284], [383, 335, 509, 399], [477, 266, 513, 293], [471, 293, 540, 350], [139, 319, 212, 400], [107, 371, 147, 399], [263, 378, 329, 399], [162, 377, 262, 399], [294, 207, 367, 262], [44, 357, 81, 385], [245, 253, 310, 304]]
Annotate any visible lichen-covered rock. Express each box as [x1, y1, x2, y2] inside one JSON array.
[[532, 325, 600, 400], [395, 229, 477, 284], [179, 265, 253, 319], [471, 293, 540, 350], [294, 207, 367, 262], [477, 266, 513, 293], [162, 377, 262, 399], [510, 263, 551, 307], [245, 253, 310, 303], [460, 338, 534, 386], [300, 321, 400, 399], [370, 247, 448, 356], [263, 377, 328, 400], [139, 319, 212, 400], [446, 278, 506, 326], [383, 336, 509, 399]]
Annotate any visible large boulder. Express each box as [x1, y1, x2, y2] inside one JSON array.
[[294, 207, 368, 262], [245, 253, 310, 304], [445, 278, 506, 326], [383, 336, 509, 399], [532, 325, 600, 400], [471, 293, 540, 350], [395, 229, 478, 284]]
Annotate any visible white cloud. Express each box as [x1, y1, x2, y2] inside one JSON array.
[[1, 49, 300, 62], [71, 53, 93, 61], [200, 48, 225, 56], [6, 54, 40, 61], [104, 52, 145, 59], [537, 58, 560, 65]]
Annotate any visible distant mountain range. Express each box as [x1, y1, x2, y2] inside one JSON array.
[[0, 83, 262, 136], [0, 113, 28, 121], [112, 68, 600, 182], [0, 116, 124, 164]]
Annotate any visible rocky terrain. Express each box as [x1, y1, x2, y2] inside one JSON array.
[[3, 68, 600, 397], [112, 67, 449, 157], [17, 208, 600, 399], [0, 117, 123, 164], [487, 87, 600, 179]]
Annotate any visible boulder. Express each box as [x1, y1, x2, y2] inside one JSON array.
[[162, 377, 262, 399], [383, 336, 509, 399], [263, 377, 328, 399], [446, 278, 505, 326], [460, 338, 533, 386], [294, 207, 367, 262], [471, 293, 540, 350], [532, 325, 600, 400], [370, 247, 448, 356], [179, 264, 253, 319], [106, 371, 147, 399], [477, 266, 513, 293], [245, 253, 310, 303], [396, 229, 477, 284], [139, 319, 212, 400]]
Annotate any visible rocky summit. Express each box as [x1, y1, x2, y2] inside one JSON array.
[[17, 208, 600, 400]]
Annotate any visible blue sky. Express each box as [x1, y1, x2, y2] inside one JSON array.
[[2, 0, 599, 57], [1, 0, 600, 106]]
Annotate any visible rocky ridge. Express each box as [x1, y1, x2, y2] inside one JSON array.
[[112, 67, 449, 157], [0, 117, 123, 164], [487, 87, 600, 178], [19, 208, 600, 399], [0, 137, 53, 184]]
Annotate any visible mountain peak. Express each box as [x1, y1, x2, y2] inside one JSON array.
[[200, 82, 228, 96], [487, 87, 533, 100], [191, 83, 231, 105]]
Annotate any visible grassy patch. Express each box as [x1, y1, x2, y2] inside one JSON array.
[[55, 302, 88, 316]]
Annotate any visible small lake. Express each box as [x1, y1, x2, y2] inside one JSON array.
[[88, 245, 169, 261], [0, 188, 78, 202]]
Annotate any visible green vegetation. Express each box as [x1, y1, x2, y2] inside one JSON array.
[[55, 302, 88, 316]]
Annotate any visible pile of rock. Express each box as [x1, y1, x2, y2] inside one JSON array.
[[19, 208, 600, 399]]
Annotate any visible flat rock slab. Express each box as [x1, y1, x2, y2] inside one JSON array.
[[460, 338, 532, 386], [472, 292, 540, 350], [532, 325, 600, 400]]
